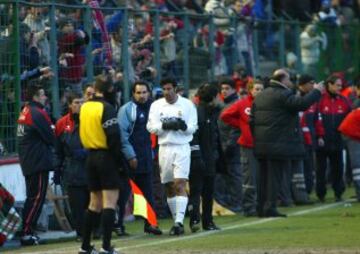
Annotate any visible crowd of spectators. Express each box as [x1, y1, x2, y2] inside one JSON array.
[[0, 0, 358, 157]]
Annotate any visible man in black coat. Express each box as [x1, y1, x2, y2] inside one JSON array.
[[251, 69, 323, 217]]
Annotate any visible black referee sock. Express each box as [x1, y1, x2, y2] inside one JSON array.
[[81, 209, 101, 250], [102, 208, 116, 251]]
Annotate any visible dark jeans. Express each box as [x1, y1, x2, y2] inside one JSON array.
[[22, 171, 49, 234], [344, 137, 360, 201], [214, 152, 242, 212], [67, 186, 89, 236], [303, 145, 315, 194], [316, 149, 345, 199], [277, 160, 292, 207], [115, 178, 131, 228], [241, 147, 258, 213], [188, 159, 215, 226], [257, 159, 288, 215]]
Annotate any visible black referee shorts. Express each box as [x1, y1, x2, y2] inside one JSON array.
[[86, 149, 122, 191]]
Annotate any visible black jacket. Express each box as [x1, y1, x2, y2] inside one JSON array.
[[54, 113, 87, 186], [17, 101, 55, 176], [317, 91, 351, 151], [191, 102, 222, 175], [218, 93, 241, 164], [251, 81, 321, 160]]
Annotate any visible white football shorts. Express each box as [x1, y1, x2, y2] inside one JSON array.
[[158, 143, 191, 184]]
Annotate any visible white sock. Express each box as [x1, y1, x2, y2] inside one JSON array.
[[167, 197, 177, 220], [175, 196, 188, 225]]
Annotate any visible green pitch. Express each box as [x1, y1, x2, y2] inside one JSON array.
[[4, 190, 360, 254]]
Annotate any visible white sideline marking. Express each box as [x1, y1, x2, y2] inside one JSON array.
[[17, 201, 349, 254]]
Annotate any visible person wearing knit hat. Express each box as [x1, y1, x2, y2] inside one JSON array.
[[298, 74, 315, 87], [297, 74, 324, 197]]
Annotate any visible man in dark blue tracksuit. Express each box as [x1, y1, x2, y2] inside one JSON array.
[[117, 81, 162, 235], [54, 93, 89, 240], [17, 82, 55, 245]]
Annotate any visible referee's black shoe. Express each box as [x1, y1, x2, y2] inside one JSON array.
[[169, 222, 184, 236], [203, 221, 221, 231]]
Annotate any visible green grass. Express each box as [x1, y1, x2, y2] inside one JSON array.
[[4, 189, 360, 254]]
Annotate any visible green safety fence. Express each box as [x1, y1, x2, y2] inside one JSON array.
[[0, 1, 359, 156]]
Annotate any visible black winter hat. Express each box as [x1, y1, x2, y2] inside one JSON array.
[[298, 74, 315, 86], [198, 83, 218, 103]]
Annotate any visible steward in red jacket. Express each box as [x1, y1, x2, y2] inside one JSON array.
[[316, 75, 351, 202]]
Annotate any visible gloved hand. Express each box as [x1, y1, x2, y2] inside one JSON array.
[[177, 119, 187, 131], [53, 170, 62, 185], [162, 118, 181, 130], [72, 149, 88, 160]]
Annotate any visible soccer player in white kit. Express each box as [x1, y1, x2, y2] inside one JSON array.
[[147, 78, 198, 235]]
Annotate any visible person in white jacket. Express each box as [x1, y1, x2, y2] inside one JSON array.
[[147, 78, 197, 235], [300, 24, 327, 77]]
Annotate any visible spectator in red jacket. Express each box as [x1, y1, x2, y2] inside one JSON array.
[[316, 75, 351, 202], [220, 78, 264, 216]]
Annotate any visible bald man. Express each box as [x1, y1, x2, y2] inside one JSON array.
[[250, 69, 323, 217]]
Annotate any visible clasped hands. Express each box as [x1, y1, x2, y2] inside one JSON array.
[[162, 118, 187, 131]]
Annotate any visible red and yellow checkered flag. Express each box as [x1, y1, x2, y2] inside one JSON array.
[[129, 180, 158, 226]]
